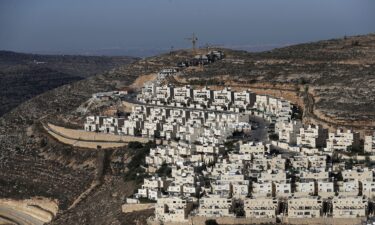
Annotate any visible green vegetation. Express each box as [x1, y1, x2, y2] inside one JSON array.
[[347, 145, 363, 155], [230, 200, 245, 217], [156, 163, 172, 177], [138, 197, 157, 204], [124, 141, 156, 184], [205, 219, 219, 225], [269, 133, 279, 141]]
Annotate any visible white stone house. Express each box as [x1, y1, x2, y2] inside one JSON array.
[[337, 180, 359, 197], [288, 196, 322, 218], [276, 120, 302, 145], [244, 197, 278, 218], [332, 196, 367, 218], [268, 155, 286, 170], [317, 180, 335, 198], [173, 85, 193, 105], [137, 176, 166, 200], [295, 180, 315, 197], [138, 82, 157, 102], [99, 117, 125, 134], [300, 170, 329, 181], [198, 195, 234, 217], [155, 196, 194, 222], [251, 181, 273, 197], [297, 124, 328, 148], [274, 181, 292, 197], [325, 128, 360, 152], [192, 87, 213, 106], [84, 116, 105, 132], [361, 180, 375, 198], [259, 170, 287, 182], [212, 87, 234, 108], [307, 155, 327, 170], [155, 85, 174, 103], [233, 90, 256, 109], [240, 142, 266, 158], [365, 133, 375, 153], [290, 156, 309, 170], [342, 167, 373, 181]]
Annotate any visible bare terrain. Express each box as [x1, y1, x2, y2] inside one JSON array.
[[0, 34, 374, 224], [176, 34, 375, 135]]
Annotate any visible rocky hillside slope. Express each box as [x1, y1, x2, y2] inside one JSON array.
[[180, 34, 375, 134], [0, 51, 138, 116], [0, 34, 374, 224]]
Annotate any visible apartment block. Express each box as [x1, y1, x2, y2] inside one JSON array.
[[325, 128, 360, 152], [365, 133, 375, 153], [317, 181, 335, 198], [198, 195, 234, 217], [295, 181, 315, 197], [288, 197, 322, 218], [276, 120, 302, 145], [297, 124, 328, 148], [332, 196, 367, 218], [155, 196, 194, 222], [244, 197, 278, 218]]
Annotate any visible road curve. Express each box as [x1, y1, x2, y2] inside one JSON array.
[[0, 205, 45, 225]]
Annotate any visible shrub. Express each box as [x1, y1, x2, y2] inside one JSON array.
[[205, 219, 219, 225]]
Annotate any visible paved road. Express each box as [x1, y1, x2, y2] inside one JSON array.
[[0, 205, 45, 225]]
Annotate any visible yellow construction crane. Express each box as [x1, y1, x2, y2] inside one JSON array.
[[185, 33, 198, 51]]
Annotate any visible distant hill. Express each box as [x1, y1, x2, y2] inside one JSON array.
[[0, 51, 138, 116]]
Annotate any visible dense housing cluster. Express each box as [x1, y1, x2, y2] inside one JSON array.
[[177, 50, 225, 68], [84, 75, 375, 223]]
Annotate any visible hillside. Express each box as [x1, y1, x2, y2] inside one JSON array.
[[179, 34, 375, 133], [0, 51, 138, 116], [0, 34, 374, 224]]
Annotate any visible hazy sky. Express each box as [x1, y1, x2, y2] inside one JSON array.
[[1, 0, 374, 56]]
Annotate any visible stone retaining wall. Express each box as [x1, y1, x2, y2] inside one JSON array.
[[44, 123, 150, 149], [122, 203, 155, 213]]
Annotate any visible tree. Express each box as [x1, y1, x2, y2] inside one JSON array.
[[156, 163, 172, 177], [205, 219, 219, 225], [269, 133, 279, 141]]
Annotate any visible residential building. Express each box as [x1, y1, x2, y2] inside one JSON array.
[[297, 124, 328, 148], [276, 120, 302, 145], [365, 133, 375, 153], [155, 196, 194, 222], [244, 197, 278, 218], [332, 196, 367, 218], [198, 195, 234, 217], [325, 129, 360, 152], [288, 197, 322, 218]]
